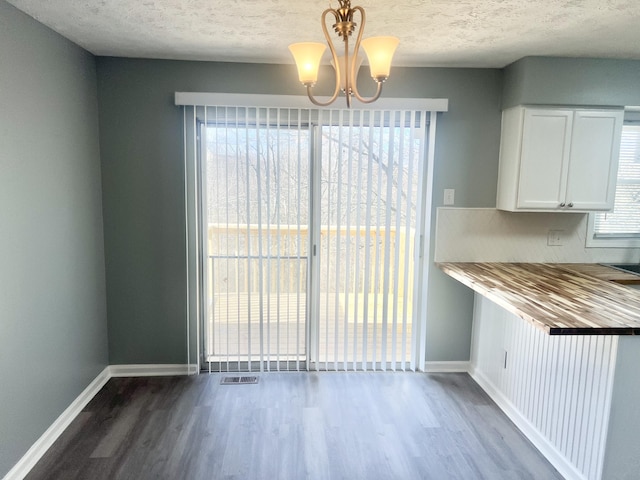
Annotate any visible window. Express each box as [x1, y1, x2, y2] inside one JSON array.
[[587, 123, 640, 247]]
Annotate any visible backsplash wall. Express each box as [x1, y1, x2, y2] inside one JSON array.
[[435, 208, 640, 263]]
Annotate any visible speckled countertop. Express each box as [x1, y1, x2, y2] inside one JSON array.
[[437, 262, 640, 335]]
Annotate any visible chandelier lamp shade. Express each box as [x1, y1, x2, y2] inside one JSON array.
[[288, 1, 399, 108]]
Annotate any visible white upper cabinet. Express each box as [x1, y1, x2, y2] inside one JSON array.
[[497, 106, 623, 212]]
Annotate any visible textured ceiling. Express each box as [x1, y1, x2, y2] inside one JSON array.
[[5, 0, 640, 68]]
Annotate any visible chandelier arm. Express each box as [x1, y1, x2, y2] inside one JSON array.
[[305, 85, 337, 107], [304, 8, 343, 107], [353, 81, 384, 104], [348, 6, 366, 102], [349, 6, 383, 105]]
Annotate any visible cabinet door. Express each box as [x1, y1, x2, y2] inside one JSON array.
[[517, 109, 573, 209], [565, 110, 623, 210]]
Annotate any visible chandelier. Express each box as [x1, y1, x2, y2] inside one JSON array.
[[288, 1, 399, 108]]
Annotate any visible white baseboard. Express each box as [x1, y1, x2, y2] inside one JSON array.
[[423, 361, 470, 373], [3, 367, 111, 480], [9, 362, 494, 480], [469, 365, 587, 480], [3, 364, 197, 480], [109, 363, 198, 377]]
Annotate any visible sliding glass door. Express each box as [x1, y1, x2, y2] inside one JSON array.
[[196, 106, 428, 372]]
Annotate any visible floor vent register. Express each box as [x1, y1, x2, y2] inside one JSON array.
[[220, 376, 259, 385]]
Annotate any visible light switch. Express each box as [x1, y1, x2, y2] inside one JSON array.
[[444, 189, 455, 205]]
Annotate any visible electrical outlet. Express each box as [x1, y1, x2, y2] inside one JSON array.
[[444, 189, 455, 205], [547, 229, 564, 246]]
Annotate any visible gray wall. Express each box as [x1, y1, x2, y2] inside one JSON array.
[[0, 1, 108, 476], [503, 56, 640, 108], [96, 58, 504, 364], [602, 336, 640, 479]]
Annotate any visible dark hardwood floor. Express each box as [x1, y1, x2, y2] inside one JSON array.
[[26, 372, 562, 480]]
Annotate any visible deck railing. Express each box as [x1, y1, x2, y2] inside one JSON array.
[[206, 223, 415, 363], [207, 223, 415, 300]]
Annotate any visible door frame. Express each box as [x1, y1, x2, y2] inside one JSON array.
[[178, 97, 446, 374]]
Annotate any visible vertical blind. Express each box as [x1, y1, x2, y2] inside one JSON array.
[[200, 107, 310, 372], [314, 109, 426, 372], [181, 102, 436, 373]]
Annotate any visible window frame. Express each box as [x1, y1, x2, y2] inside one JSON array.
[[587, 116, 640, 248], [586, 214, 640, 248]]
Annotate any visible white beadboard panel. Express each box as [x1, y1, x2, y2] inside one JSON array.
[[435, 207, 640, 263], [470, 367, 588, 480], [471, 294, 618, 480]]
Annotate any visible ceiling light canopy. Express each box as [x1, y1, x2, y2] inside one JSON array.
[[288, 1, 399, 108]]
